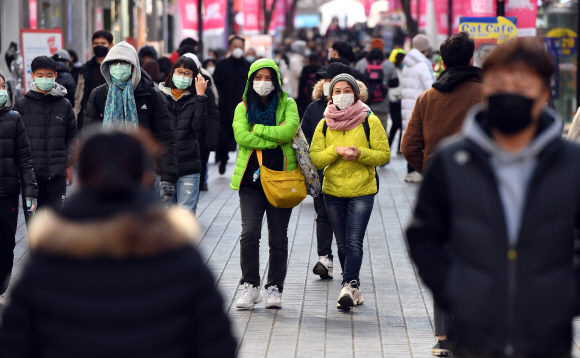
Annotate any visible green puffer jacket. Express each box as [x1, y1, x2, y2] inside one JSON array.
[[230, 59, 300, 191]]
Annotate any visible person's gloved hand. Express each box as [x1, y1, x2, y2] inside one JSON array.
[[159, 181, 175, 203], [25, 197, 37, 215]]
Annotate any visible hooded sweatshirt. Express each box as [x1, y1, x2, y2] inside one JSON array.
[[401, 48, 435, 127], [101, 41, 142, 90], [462, 104, 564, 245]]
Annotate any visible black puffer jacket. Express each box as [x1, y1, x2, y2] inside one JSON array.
[[0, 107, 38, 198], [159, 83, 208, 176], [0, 188, 237, 358], [55, 61, 76, 106], [13, 84, 77, 180], [84, 70, 178, 183], [407, 109, 580, 356]]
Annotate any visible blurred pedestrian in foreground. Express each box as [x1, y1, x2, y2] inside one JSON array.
[[158, 56, 208, 213], [84, 41, 177, 203], [402, 32, 484, 358], [231, 59, 299, 310], [0, 74, 37, 305], [310, 73, 390, 311], [406, 38, 578, 358], [213, 35, 251, 175], [301, 62, 357, 280], [14, 56, 77, 223], [52, 50, 76, 106], [0, 130, 237, 358], [74, 30, 113, 130], [401, 34, 435, 183]]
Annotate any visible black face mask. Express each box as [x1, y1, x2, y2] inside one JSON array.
[[487, 93, 536, 134], [94, 45, 109, 58]]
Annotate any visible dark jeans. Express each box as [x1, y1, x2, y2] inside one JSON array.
[[388, 101, 402, 152], [200, 146, 210, 186], [22, 178, 66, 226], [239, 185, 292, 292], [0, 196, 18, 295], [434, 302, 452, 336], [314, 194, 334, 261], [324, 193, 374, 286]]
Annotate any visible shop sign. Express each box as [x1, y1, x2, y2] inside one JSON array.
[[545, 28, 578, 58]]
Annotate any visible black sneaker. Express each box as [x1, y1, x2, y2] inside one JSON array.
[[200, 183, 208, 191], [219, 161, 227, 175], [431, 340, 451, 357]]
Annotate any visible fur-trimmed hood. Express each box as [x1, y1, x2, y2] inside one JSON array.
[[28, 207, 199, 259], [312, 79, 368, 102]]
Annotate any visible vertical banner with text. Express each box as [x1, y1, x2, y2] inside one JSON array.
[[204, 0, 227, 34], [243, 0, 260, 33], [179, 0, 199, 40]]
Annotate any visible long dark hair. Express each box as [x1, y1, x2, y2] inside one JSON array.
[[246, 67, 283, 110], [164, 56, 199, 91]]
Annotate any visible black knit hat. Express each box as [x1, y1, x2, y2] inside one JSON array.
[[316, 62, 352, 79], [332, 41, 354, 62], [329, 74, 360, 95]]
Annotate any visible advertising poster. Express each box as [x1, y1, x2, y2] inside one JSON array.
[[243, 0, 260, 34], [178, 0, 199, 40], [505, 0, 537, 37], [545, 28, 578, 58], [204, 0, 227, 35], [20, 29, 64, 93], [459, 16, 517, 67]]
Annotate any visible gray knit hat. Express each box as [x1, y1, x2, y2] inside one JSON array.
[[329, 74, 360, 95]]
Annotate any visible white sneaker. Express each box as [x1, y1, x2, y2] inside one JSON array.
[[337, 281, 358, 311], [404, 172, 424, 183], [0, 295, 5, 305], [313, 255, 333, 279], [236, 283, 262, 309], [265, 285, 282, 309], [353, 287, 364, 306]]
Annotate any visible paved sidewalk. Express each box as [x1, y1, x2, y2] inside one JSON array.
[[5, 154, 580, 358]]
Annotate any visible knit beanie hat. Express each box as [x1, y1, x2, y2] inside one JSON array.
[[370, 38, 385, 52], [329, 74, 360, 95]]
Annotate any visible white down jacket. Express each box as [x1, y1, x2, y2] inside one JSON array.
[[401, 48, 435, 128]]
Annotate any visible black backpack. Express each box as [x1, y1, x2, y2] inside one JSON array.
[[365, 59, 387, 103], [322, 114, 380, 193]]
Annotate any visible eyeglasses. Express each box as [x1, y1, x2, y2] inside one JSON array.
[[175, 70, 194, 77]]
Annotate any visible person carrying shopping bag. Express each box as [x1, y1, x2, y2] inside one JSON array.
[[231, 59, 300, 310], [310, 73, 390, 311]]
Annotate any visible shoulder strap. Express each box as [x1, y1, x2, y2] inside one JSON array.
[[363, 112, 371, 148], [323, 120, 328, 137], [256, 150, 263, 166]]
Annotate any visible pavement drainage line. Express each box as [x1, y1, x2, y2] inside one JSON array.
[[365, 217, 386, 357], [293, 202, 316, 358], [397, 186, 436, 336], [378, 190, 415, 358], [266, 202, 303, 357]]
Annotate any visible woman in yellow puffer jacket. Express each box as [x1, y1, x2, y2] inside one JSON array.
[[309, 73, 390, 312]]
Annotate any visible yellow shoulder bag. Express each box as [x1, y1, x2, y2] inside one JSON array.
[[256, 150, 307, 208]]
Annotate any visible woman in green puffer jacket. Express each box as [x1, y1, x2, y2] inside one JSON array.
[[230, 59, 299, 310]]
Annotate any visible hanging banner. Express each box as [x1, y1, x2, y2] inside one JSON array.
[[434, 0, 463, 37], [459, 16, 517, 66], [204, 0, 227, 34], [463, 0, 495, 17], [411, 0, 427, 30], [258, 0, 277, 34], [20, 29, 64, 93], [243, 0, 260, 33], [505, 0, 537, 37], [275, 0, 287, 29], [179, 0, 199, 40]]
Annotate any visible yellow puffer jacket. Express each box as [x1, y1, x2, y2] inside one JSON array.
[[309, 113, 390, 198]]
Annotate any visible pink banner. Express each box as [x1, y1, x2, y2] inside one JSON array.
[[462, 0, 495, 17], [434, 0, 448, 36], [411, 0, 427, 30], [258, 0, 277, 33], [244, 0, 260, 33], [505, 0, 537, 36], [275, 0, 286, 29], [203, 0, 226, 31], [179, 0, 199, 37]]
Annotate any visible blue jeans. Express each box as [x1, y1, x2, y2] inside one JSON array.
[[324, 193, 375, 286], [155, 174, 201, 214]]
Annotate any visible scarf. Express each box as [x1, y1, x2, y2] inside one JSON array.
[[103, 77, 139, 132], [324, 100, 370, 131], [172, 88, 187, 100], [247, 95, 278, 126]]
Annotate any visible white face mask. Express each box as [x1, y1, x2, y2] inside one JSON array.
[[232, 48, 244, 59], [207, 67, 215, 75], [323, 82, 331, 97], [253, 80, 274, 97], [332, 93, 355, 109]]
